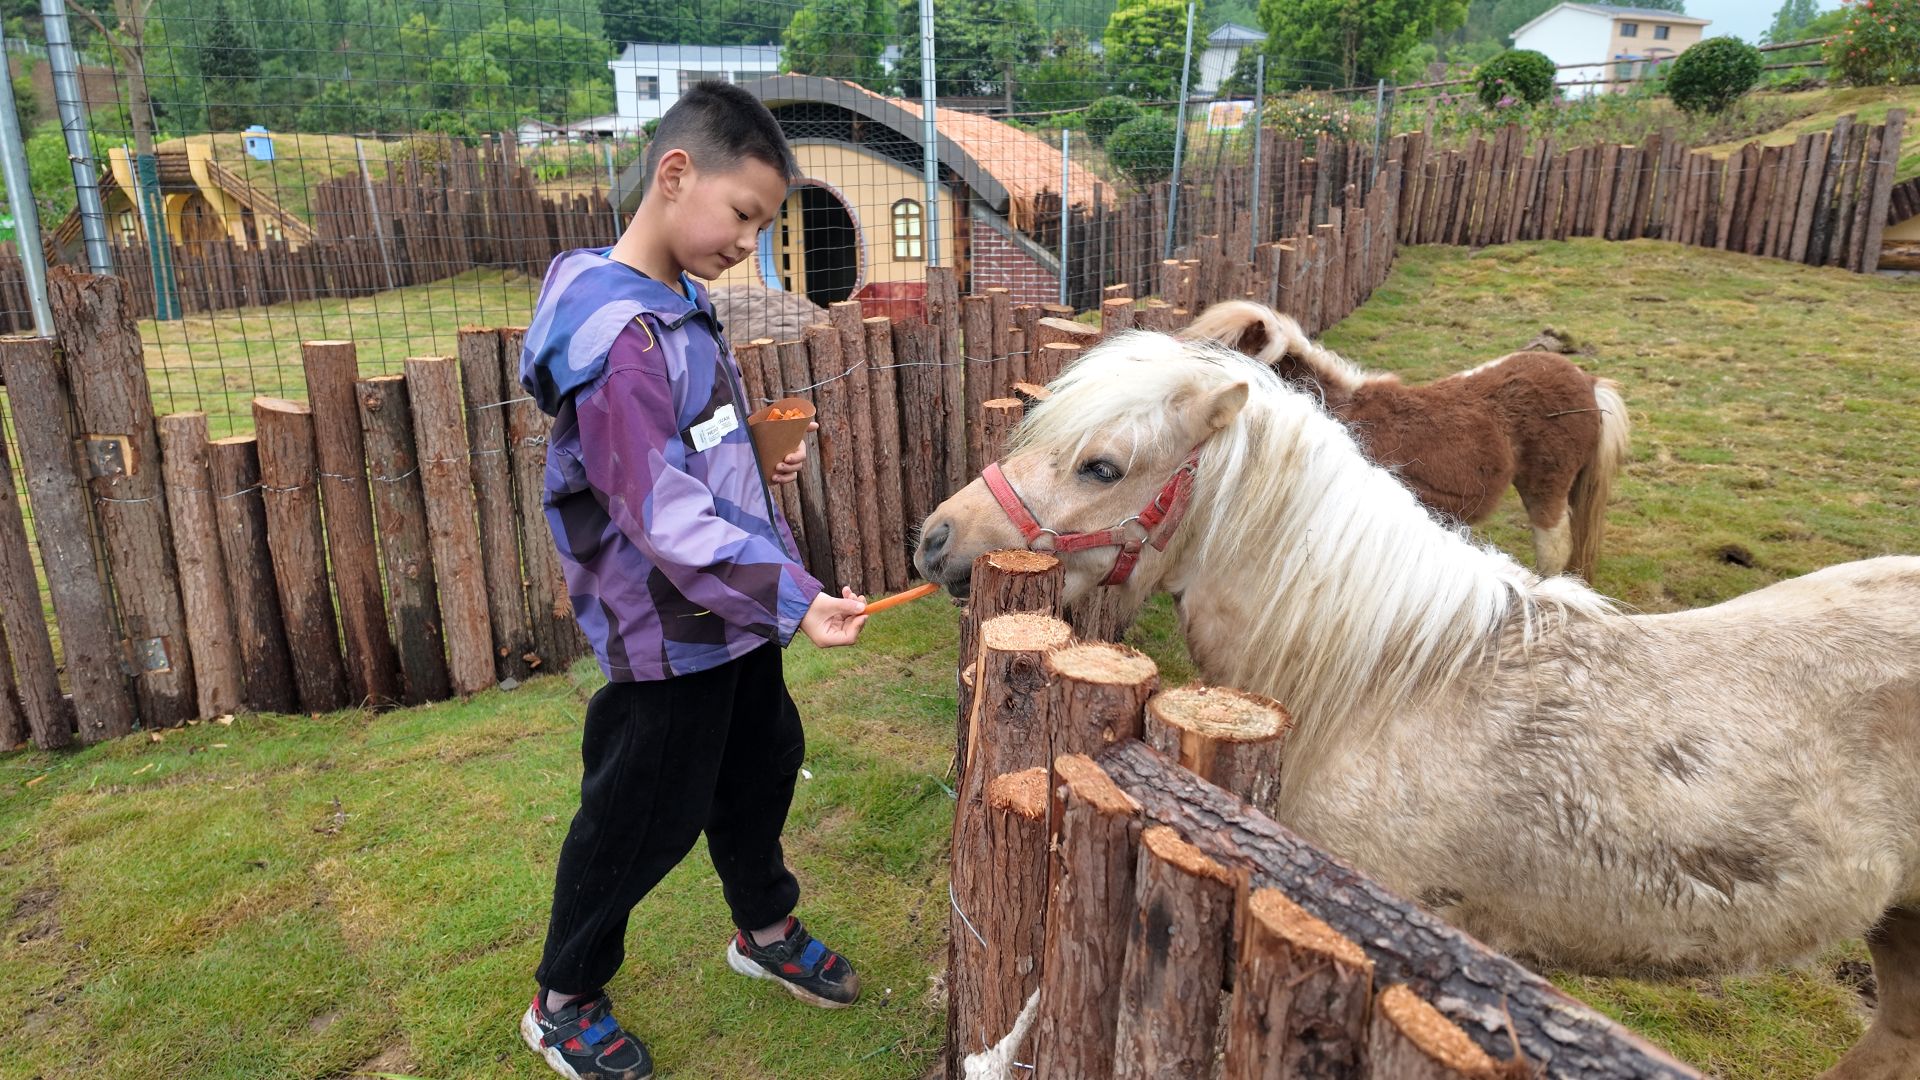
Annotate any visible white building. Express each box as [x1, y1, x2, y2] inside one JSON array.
[[1510, 3, 1710, 98], [1198, 23, 1266, 95], [607, 42, 783, 128]]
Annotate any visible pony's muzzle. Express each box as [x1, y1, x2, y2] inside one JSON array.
[[915, 518, 955, 586]]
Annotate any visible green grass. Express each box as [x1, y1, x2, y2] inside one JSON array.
[[6, 238, 1916, 1078]]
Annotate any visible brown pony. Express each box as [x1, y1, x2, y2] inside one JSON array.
[[1182, 301, 1630, 579]]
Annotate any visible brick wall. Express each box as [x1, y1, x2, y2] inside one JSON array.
[[968, 225, 1058, 305]]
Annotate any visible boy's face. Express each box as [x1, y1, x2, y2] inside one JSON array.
[[656, 151, 790, 282]]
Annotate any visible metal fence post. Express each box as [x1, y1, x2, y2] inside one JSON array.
[[1250, 53, 1265, 263], [0, 21, 54, 335], [1059, 129, 1070, 306], [918, 0, 941, 267], [1371, 77, 1387, 184], [39, 0, 111, 275], [1163, 0, 1197, 262]]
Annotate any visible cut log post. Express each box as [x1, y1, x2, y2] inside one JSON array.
[[956, 551, 1064, 775], [405, 357, 496, 696], [927, 266, 967, 498], [1009, 382, 1050, 410], [1137, 299, 1179, 334], [1, 336, 129, 743], [830, 302, 888, 593], [1145, 685, 1293, 810], [1221, 887, 1374, 1080], [806, 324, 864, 597], [357, 375, 452, 704], [1112, 824, 1238, 1080], [892, 319, 942, 546], [1095, 741, 1703, 1078], [47, 268, 195, 728], [498, 326, 586, 673], [1367, 984, 1504, 1080], [1034, 754, 1146, 1080], [1037, 342, 1084, 388], [456, 328, 533, 682], [1101, 296, 1134, 335], [979, 398, 1024, 468], [949, 768, 1050, 1073], [207, 435, 298, 714], [0, 614, 19, 749], [156, 412, 244, 717], [947, 611, 1071, 1078], [301, 340, 401, 704], [986, 287, 1014, 356], [778, 339, 838, 592], [1044, 641, 1158, 760], [0, 417, 68, 747], [253, 397, 349, 713], [1859, 110, 1907, 274], [1809, 117, 1853, 265], [742, 338, 807, 561], [961, 294, 998, 481], [861, 317, 911, 588], [1029, 317, 1100, 383]]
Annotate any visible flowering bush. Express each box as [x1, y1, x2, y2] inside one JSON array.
[[1476, 50, 1557, 109], [1667, 37, 1764, 114], [1257, 93, 1369, 143], [1826, 0, 1920, 85]]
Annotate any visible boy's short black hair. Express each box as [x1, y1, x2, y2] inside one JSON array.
[[642, 81, 800, 195]]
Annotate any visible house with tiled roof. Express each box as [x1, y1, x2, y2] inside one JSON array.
[[612, 73, 1110, 312], [1511, 3, 1712, 98]]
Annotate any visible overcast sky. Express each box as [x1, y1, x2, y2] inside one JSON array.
[[1678, 0, 1843, 43]]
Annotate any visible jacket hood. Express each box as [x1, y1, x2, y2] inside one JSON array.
[[519, 247, 716, 415]]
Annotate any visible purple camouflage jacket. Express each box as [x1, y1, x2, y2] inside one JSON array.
[[520, 248, 821, 681]]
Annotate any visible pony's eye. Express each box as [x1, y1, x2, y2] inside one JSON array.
[[1079, 459, 1122, 484]]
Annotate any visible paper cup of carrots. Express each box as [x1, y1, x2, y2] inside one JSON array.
[[747, 396, 816, 482]]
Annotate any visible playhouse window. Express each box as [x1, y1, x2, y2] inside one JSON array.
[[892, 199, 923, 260], [1653, 25, 1669, 40], [116, 210, 139, 246], [1619, 22, 1638, 37]]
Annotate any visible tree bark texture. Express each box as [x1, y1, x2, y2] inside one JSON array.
[[0, 419, 67, 747], [1034, 753, 1145, 1080], [1145, 685, 1292, 811], [1044, 642, 1159, 760], [357, 375, 451, 704], [1366, 984, 1503, 1080], [252, 397, 348, 713], [777, 339, 837, 592], [948, 768, 1050, 1077], [47, 267, 194, 728], [0, 336, 128, 743], [207, 436, 298, 714], [1095, 740, 1702, 1079], [1221, 887, 1374, 1080], [957, 550, 1063, 777], [828, 302, 888, 593], [300, 340, 401, 705], [156, 412, 244, 718], [405, 357, 496, 696], [456, 327, 533, 682], [1111, 824, 1237, 1080], [892, 318, 942, 546], [859, 318, 911, 591], [497, 326, 587, 674], [926, 265, 965, 499], [805, 324, 864, 597]]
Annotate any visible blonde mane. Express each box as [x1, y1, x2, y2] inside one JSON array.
[[1020, 333, 1613, 800]]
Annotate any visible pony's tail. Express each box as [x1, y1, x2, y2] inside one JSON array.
[[1180, 300, 1296, 366], [1567, 378, 1630, 581]]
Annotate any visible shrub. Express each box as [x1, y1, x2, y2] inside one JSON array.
[[1666, 37, 1764, 114], [1825, 0, 1920, 86], [1105, 113, 1179, 186], [1476, 50, 1556, 108], [1082, 95, 1143, 145]]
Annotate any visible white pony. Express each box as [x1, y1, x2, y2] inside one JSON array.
[[914, 332, 1920, 1080]]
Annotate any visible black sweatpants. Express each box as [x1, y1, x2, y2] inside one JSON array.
[[535, 642, 804, 995]]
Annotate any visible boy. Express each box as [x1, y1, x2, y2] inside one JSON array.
[[517, 81, 870, 1080]]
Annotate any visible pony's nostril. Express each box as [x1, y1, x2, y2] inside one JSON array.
[[922, 521, 952, 564]]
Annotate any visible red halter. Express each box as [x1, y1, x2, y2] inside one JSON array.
[[980, 447, 1203, 587]]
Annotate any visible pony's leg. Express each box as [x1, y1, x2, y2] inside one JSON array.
[[1822, 906, 1920, 1080], [1530, 515, 1573, 578]]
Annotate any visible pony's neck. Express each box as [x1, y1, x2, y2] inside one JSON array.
[[1162, 390, 1569, 804]]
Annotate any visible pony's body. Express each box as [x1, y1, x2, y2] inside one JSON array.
[[914, 333, 1920, 1078], [1183, 301, 1630, 578]]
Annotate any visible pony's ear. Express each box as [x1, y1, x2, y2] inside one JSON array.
[[1200, 381, 1250, 433]]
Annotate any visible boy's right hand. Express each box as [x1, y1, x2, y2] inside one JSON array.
[[801, 587, 868, 647]]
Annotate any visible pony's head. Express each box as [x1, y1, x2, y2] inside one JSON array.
[[915, 332, 1254, 602]]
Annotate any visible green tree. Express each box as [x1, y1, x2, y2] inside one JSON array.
[[1630, 0, 1685, 10], [1256, 0, 1470, 87], [600, 0, 780, 46], [1763, 0, 1821, 42], [1014, 34, 1109, 111], [1666, 35, 1761, 112], [781, 0, 890, 86], [199, 0, 259, 81], [1103, 0, 1191, 100], [893, 0, 1046, 98]]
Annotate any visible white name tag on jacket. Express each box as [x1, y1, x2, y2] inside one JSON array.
[[689, 403, 738, 453]]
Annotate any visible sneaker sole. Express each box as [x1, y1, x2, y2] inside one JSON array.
[[520, 1005, 654, 1080], [725, 940, 858, 1009]]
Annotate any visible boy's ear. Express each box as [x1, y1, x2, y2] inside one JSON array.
[[652, 148, 692, 201]]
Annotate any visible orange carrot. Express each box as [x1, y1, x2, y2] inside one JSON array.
[[862, 581, 940, 614]]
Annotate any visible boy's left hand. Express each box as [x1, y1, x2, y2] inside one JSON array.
[[770, 421, 819, 486]]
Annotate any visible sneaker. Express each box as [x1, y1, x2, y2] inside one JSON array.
[[725, 917, 861, 1008], [519, 991, 654, 1080]]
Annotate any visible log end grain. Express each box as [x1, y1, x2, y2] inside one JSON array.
[[980, 549, 1060, 577], [1377, 984, 1504, 1078], [980, 612, 1073, 653], [1055, 752, 1142, 817], [252, 396, 311, 417], [986, 767, 1050, 820], [1047, 642, 1158, 687], [1141, 824, 1235, 887], [1150, 686, 1291, 744], [1247, 887, 1372, 972]]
